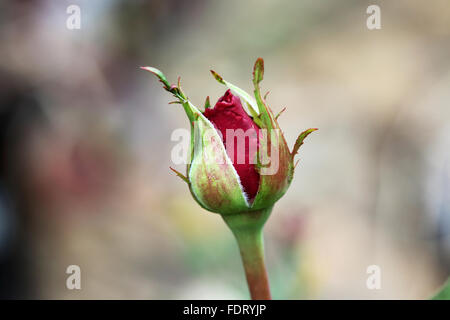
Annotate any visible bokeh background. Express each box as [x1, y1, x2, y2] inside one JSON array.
[[0, 0, 449, 299]]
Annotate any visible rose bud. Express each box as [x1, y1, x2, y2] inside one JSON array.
[[142, 58, 316, 299], [141, 59, 316, 215]]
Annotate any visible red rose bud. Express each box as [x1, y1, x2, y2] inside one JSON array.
[[141, 59, 317, 215], [204, 89, 260, 201]]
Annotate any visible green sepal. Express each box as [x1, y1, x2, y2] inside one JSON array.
[[141, 66, 197, 123], [252, 58, 274, 129], [275, 107, 286, 120], [204, 96, 212, 109], [247, 58, 296, 210], [292, 128, 318, 158], [251, 128, 294, 210], [141, 66, 171, 89], [188, 113, 251, 214], [252, 58, 264, 85]]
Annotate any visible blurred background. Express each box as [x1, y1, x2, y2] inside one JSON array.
[[0, 0, 449, 299]]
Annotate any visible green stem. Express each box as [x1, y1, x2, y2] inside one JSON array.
[[222, 207, 273, 300]]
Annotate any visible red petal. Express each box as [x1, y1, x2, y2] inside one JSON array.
[[204, 90, 260, 201]]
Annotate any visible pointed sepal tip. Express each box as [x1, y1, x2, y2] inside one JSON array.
[[292, 128, 318, 157]]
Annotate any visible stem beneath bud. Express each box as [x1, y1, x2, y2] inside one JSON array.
[[222, 206, 273, 300]]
